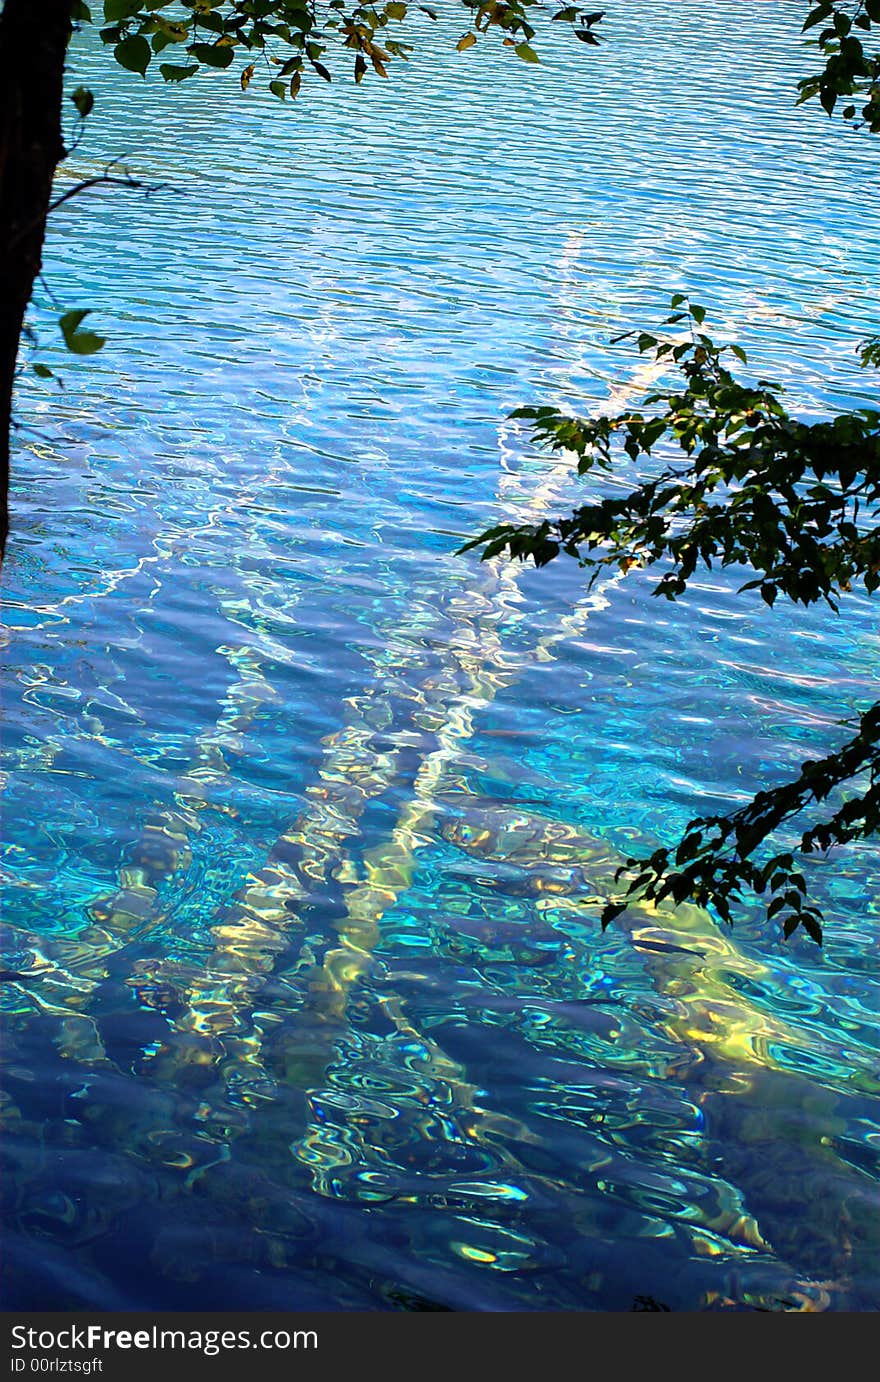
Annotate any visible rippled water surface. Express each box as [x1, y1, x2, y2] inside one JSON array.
[[2, 1, 880, 1310]]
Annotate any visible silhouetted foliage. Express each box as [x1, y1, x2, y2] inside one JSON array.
[[88, 1, 603, 89], [465, 1, 880, 943], [798, 0, 880, 130]]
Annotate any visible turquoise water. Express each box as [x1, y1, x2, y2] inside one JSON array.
[[2, 1, 879, 1309]]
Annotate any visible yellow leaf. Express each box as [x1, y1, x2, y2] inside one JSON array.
[[456, 32, 476, 52], [240, 63, 254, 91]]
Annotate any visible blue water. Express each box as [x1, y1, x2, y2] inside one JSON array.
[[2, 1, 879, 1310]]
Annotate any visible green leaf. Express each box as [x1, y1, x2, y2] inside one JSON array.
[[160, 63, 199, 81], [189, 42, 235, 69], [802, 916, 823, 945], [114, 35, 152, 76], [33, 364, 54, 379], [70, 86, 94, 119], [802, 2, 833, 31], [59, 310, 107, 356], [600, 901, 627, 930], [104, 0, 142, 20], [71, 2, 93, 20], [515, 42, 540, 63]]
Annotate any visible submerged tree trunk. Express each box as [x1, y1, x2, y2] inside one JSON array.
[[0, 0, 72, 561]]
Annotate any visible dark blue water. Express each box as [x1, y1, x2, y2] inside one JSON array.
[[2, 2, 879, 1310]]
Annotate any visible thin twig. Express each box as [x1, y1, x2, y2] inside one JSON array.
[[9, 159, 169, 250], [37, 272, 61, 310]]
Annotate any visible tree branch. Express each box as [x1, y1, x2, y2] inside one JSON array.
[[10, 158, 167, 251]]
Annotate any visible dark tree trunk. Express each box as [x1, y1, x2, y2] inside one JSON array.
[[0, 0, 73, 562]]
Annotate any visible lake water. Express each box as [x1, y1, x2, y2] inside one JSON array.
[[2, 1, 879, 1310]]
